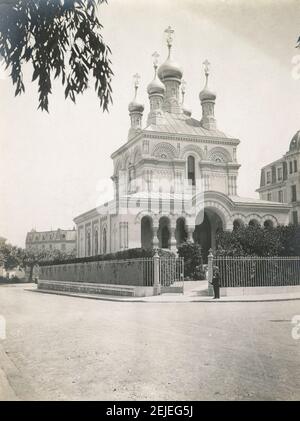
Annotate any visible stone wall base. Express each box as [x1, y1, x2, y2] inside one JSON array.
[[38, 280, 154, 297]]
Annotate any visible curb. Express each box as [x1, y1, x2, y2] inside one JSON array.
[[27, 288, 300, 304]]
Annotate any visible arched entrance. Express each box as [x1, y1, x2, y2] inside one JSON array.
[[158, 217, 170, 249], [141, 216, 153, 249], [176, 217, 187, 246], [194, 209, 224, 262]]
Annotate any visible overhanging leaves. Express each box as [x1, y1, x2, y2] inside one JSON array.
[[0, 0, 113, 112]]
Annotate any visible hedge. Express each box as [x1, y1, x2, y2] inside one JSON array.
[[39, 247, 175, 266]]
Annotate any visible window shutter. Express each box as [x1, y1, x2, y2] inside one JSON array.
[[271, 166, 276, 183], [283, 161, 288, 180], [260, 170, 265, 187]]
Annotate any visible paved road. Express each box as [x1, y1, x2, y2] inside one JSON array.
[[0, 284, 299, 401]]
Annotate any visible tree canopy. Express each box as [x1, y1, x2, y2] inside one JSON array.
[[0, 0, 113, 112], [216, 224, 300, 257]]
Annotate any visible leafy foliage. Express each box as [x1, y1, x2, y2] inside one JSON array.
[[177, 241, 205, 280], [40, 247, 175, 266], [0, 0, 113, 111], [216, 225, 300, 257]]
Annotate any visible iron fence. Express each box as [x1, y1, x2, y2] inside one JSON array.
[[159, 257, 184, 292], [40, 256, 184, 292], [214, 256, 300, 288]]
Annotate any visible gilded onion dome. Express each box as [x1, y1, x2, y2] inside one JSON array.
[[147, 52, 165, 96], [199, 59, 216, 102], [128, 73, 144, 113]]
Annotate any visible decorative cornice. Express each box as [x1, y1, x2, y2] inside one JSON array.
[[142, 130, 240, 146]]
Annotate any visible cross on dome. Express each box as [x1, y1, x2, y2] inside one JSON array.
[[203, 59, 211, 76], [152, 51, 160, 68], [164, 26, 174, 49], [133, 73, 141, 88]]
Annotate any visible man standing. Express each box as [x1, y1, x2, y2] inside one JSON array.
[[211, 267, 220, 299]]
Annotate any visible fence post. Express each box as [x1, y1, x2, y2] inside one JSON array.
[[153, 249, 161, 296], [207, 249, 214, 297]]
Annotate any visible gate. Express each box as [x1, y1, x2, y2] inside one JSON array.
[[159, 257, 185, 294]]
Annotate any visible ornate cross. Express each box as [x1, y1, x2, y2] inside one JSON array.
[[203, 59, 211, 76], [164, 25, 174, 47], [133, 73, 140, 88], [152, 51, 160, 67]]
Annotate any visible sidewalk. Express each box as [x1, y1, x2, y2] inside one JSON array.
[[28, 283, 300, 303]]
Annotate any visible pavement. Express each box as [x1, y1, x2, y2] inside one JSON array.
[[28, 281, 300, 303], [1, 283, 300, 401]]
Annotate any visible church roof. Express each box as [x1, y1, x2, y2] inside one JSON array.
[[145, 112, 230, 138]]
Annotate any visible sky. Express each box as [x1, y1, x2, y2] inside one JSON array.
[[0, 0, 299, 247]]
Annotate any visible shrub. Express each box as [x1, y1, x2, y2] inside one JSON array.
[[216, 224, 300, 257], [177, 241, 205, 280], [40, 247, 175, 266]]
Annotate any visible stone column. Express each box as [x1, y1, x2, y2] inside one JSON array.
[[152, 226, 159, 248], [207, 248, 214, 297], [170, 227, 177, 252], [153, 249, 161, 296], [186, 226, 194, 242]]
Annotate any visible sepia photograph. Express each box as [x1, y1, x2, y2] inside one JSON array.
[[0, 0, 300, 405]]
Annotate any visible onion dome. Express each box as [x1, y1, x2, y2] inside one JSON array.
[[147, 52, 165, 96], [157, 26, 183, 81], [158, 56, 183, 81], [199, 59, 216, 102], [128, 99, 144, 113], [128, 73, 144, 113], [289, 130, 300, 152]]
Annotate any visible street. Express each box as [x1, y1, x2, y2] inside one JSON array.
[[0, 284, 299, 400]]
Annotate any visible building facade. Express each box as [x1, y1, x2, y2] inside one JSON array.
[[74, 27, 290, 261], [25, 228, 77, 254], [257, 131, 300, 225]]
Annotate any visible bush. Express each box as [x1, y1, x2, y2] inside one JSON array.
[[40, 247, 175, 266], [177, 242, 205, 280], [216, 224, 300, 257]]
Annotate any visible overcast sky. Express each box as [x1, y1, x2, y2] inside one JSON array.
[[0, 0, 299, 247]]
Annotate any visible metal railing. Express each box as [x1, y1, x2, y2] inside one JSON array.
[[159, 257, 184, 292], [39, 255, 184, 294], [213, 256, 300, 288]]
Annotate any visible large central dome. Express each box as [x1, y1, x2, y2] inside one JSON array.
[[158, 55, 183, 81]]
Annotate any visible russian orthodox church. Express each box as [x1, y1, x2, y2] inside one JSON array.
[[74, 27, 290, 262]]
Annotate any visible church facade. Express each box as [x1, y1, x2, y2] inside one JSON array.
[[74, 27, 290, 261]]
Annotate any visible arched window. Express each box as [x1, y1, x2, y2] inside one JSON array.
[[187, 155, 196, 186], [233, 219, 244, 230], [94, 230, 98, 255], [102, 228, 107, 254], [264, 220, 274, 229], [249, 219, 260, 227]]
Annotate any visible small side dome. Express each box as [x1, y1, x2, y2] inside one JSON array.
[[199, 59, 216, 102], [158, 57, 183, 81], [128, 100, 144, 113], [199, 88, 216, 102], [147, 77, 165, 96], [289, 130, 300, 152]]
